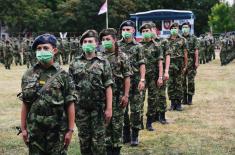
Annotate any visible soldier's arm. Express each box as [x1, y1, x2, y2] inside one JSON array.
[[195, 49, 199, 69], [21, 102, 29, 145], [184, 48, 188, 70], [105, 86, 112, 124]]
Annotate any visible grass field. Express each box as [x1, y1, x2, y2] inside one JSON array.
[[0, 54, 235, 155]]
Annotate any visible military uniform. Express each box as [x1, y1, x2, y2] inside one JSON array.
[[102, 49, 132, 148], [199, 37, 206, 64], [3, 41, 13, 69], [140, 38, 163, 127], [117, 38, 145, 141], [182, 34, 199, 104], [13, 40, 22, 66], [69, 53, 113, 155], [167, 34, 188, 110], [61, 39, 70, 65], [0, 40, 4, 64], [154, 37, 171, 121], [21, 63, 76, 155]]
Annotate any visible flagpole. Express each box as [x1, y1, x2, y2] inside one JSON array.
[[106, 0, 108, 29]]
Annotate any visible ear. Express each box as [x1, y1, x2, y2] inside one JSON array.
[[53, 48, 58, 55], [132, 28, 135, 34]]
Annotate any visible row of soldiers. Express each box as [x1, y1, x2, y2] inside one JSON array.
[[219, 32, 235, 65], [198, 33, 217, 64], [20, 20, 202, 155], [0, 37, 81, 69]]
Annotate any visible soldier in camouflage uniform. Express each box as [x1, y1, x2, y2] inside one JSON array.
[[99, 28, 132, 155], [117, 20, 145, 146], [20, 34, 76, 155], [69, 30, 113, 155], [199, 34, 206, 64], [23, 40, 32, 68], [167, 23, 188, 111], [13, 38, 22, 66], [138, 23, 164, 131], [150, 23, 171, 124], [0, 39, 4, 64], [61, 39, 70, 65], [3, 40, 13, 69], [69, 37, 79, 62], [181, 22, 199, 105]]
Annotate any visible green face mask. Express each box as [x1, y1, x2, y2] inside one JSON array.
[[143, 32, 152, 39], [102, 40, 113, 49], [122, 31, 132, 39], [182, 27, 190, 34], [82, 43, 96, 53], [170, 29, 178, 36], [36, 50, 54, 64]]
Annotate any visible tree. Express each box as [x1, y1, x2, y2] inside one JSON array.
[[208, 3, 234, 33]]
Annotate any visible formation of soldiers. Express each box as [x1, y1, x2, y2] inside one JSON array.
[[218, 32, 235, 65], [17, 20, 232, 155], [0, 37, 80, 69]]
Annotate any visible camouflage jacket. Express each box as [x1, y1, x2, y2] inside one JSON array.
[[117, 39, 145, 74], [69, 53, 113, 109], [3, 44, 13, 57], [101, 50, 133, 91], [140, 40, 163, 74], [21, 63, 77, 131], [182, 34, 199, 58], [168, 35, 188, 58]]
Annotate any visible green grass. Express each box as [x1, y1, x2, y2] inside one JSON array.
[[0, 53, 235, 155]]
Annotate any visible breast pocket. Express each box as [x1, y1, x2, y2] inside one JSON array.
[[44, 79, 64, 106], [22, 79, 38, 103]]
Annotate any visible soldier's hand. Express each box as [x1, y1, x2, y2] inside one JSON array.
[[195, 62, 199, 69], [22, 130, 29, 145], [64, 130, 73, 149], [105, 108, 112, 125], [120, 96, 129, 108], [157, 78, 163, 87], [164, 72, 169, 81], [138, 81, 145, 91], [182, 67, 187, 74]]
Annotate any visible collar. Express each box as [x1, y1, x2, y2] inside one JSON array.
[[33, 62, 61, 71]]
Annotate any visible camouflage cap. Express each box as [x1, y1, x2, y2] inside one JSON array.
[[170, 22, 179, 29], [99, 28, 117, 40], [139, 23, 152, 32], [32, 33, 57, 50], [120, 20, 135, 30], [80, 30, 98, 44]]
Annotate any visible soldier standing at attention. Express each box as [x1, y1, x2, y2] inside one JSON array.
[[181, 22, 199, 105], [139, 23, 164, 131], [99, 28, 132, 155], [167, 23, 188, 111], [3, 40, 13, 69], [69, 30, 113, 155], [20, 34, 76, 154], [150, 23, 171, 124], [117, 20, 145, 146]]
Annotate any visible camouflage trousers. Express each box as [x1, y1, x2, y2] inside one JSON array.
[[76, 106, 106, 155], [4, 55, 13, 69], [124, 75, 145, 130], [168, 67, 183, 101], [183, 65, 197, 96], [106, 88, 125, 148], [14, 53, 22, 65], [146, 74, 167, 117], [28, 130, 67, 155], [27, 114, 67, 155]]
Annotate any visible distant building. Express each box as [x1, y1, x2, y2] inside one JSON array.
[[0, 21, 9, 39]]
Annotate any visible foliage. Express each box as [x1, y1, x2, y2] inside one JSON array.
[[0, 0, 226, 35]]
